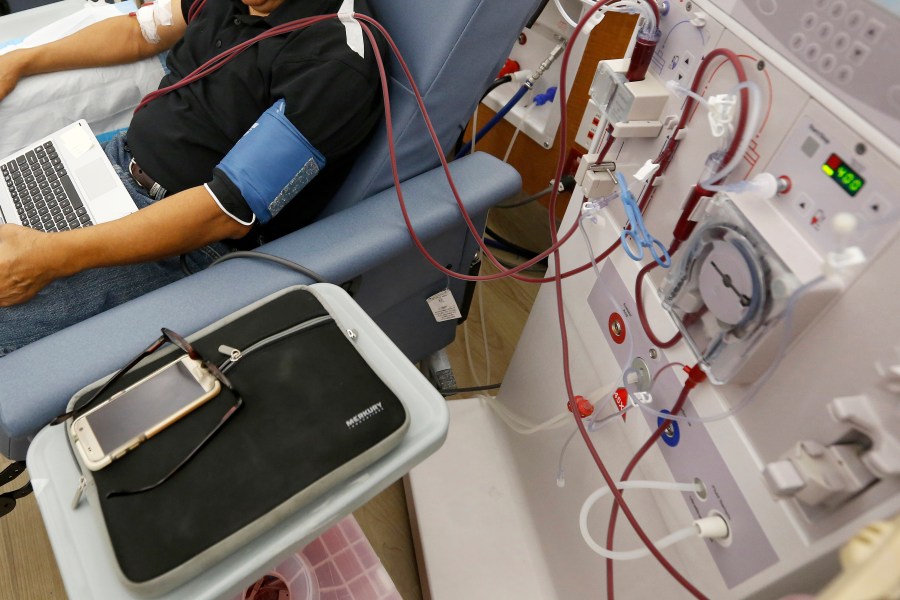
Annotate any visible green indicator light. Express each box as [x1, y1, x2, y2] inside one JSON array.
[[822, 153, 865, 197]]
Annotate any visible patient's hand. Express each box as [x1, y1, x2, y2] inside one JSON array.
[[0, 224, 56, 306], [0, 52, 24, 103]]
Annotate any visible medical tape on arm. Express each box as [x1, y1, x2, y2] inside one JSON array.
[[215, 99, 326, 225], [136, 0, 174, 45]]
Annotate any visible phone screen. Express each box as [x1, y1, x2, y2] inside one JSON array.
[[86, 360, 209, 454]]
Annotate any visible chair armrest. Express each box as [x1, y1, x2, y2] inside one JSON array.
[[0, 152, 521, 458]]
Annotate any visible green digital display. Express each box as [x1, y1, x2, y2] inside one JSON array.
[[822, 153, 865, 197]]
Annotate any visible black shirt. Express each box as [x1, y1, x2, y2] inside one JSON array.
[[127, 0, 384, 243]]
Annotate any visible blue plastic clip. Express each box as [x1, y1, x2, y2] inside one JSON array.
[[616, 172, 671, 268]]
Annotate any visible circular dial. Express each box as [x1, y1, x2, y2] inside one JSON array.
[[697, 239, 756, 326]]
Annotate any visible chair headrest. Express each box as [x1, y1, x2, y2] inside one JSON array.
[[324, 0, 543, 215]]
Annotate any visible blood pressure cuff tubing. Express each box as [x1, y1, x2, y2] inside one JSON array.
[[206, 99, 326, 225]]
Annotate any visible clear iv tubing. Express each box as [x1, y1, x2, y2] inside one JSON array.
[[485, 395, 580, 434], [134, 10, 627, 286], [485, 381, 620, 436], [145, 8, 696, 595], [696, 81, 763, 191], [588, 116, 610, 154], [544, 2, 707, 594], [636, 275, 827, 424], [455, 84, 530, 159], [557, 397, 635, 487], [578, 213, 636, 373], [580, 480, 699, 559], [503, 101, 535, 163], [555, 0, 658, 32]]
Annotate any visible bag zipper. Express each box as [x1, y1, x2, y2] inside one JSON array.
[[72, 476, 89, 509], [217, 315, 334, 373]]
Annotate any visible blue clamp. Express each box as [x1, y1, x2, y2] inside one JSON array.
[[533, 87, 557, 106], [617, 172, 671, 268]]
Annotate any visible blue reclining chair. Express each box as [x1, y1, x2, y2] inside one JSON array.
[[0, 0, 543, 459]]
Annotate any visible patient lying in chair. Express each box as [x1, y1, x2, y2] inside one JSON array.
[[0, 0, 385, 355]]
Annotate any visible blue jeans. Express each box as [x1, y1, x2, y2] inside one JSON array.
[[0, 133, 230, 356]]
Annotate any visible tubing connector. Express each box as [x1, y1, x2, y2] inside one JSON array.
[[526, 40, 567, 89], [694, 515, 730, 539], [777, 175, 792, 194], [685, 363, 708, 390], [569, 395, 594, 418]]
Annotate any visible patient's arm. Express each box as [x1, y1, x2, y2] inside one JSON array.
[[0, 187, 251, 307], [0, 7, 186, 102]]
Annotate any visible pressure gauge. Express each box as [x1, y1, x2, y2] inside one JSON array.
[[660, 195, 797, 384], [697, 239, 758, 326]]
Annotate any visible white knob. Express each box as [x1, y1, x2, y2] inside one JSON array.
[[694, 515, 730, 539]]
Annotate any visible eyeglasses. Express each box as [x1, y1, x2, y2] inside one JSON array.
[[52, 328, 243, 498], [0, 461, 32, 519]]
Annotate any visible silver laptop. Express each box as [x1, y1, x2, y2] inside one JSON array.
[[0, 120, 137, 230]]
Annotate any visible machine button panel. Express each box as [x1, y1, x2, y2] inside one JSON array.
[[889, 85, 900, 110], [831, 32, 850, 53], [827, 1, 847, 20], [819, 54, 837, 74], [804, 43, 822, 62], [848, 42, 870, 66], [816, 21, 834, 40], [782, 8, 881, 89], [846, 9, 865, 30], [757, 0, 777, 16], [741, 0, 900, 143], [834, 65, 853, 84], [862, 18, 886, 44], [765, 107, 898, 258], [801, 12, 817, 30]]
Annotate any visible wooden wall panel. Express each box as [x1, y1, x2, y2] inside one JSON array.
[[468, 13, 637, 218]]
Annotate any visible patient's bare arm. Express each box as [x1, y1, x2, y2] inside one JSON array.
[[0, 186, 251, 307], [0, 8, 187, 103]]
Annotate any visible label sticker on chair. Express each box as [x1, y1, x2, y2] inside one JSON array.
[[426, 290, 462, 323]]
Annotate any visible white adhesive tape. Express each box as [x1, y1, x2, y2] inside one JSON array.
[[136, 4, 160, 44], [338, 0, 365, 59], [153, 0, 174, 27]]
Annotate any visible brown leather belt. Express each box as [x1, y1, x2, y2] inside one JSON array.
[[128, 158, 166, 198]]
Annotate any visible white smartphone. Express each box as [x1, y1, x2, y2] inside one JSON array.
[[70, 355, 222, 471]]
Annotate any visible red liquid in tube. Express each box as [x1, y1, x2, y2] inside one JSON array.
[[626, 34, 659, 81]]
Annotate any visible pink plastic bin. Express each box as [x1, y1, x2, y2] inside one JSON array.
[[234, 516, 401, 600]]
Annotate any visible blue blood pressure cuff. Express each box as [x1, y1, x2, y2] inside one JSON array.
[[206, 99, 326, 225]]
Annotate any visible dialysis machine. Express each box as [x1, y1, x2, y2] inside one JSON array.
[[408, 1, 900, 598]]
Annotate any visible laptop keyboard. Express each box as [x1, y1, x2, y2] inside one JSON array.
[[2, 141, 93, 232]]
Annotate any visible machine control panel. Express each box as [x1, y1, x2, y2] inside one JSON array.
[[766, 100, 900, 258], [712, 0, 900, 145]]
